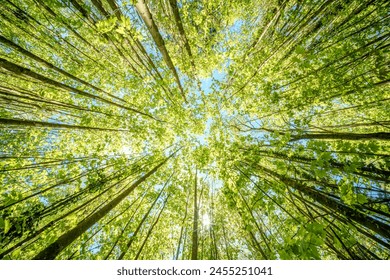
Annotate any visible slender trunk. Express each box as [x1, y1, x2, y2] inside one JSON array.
[[104, 188, 150, 259], [239, 191, 272, 253], [248, 230, 267, 259], [0, 169, 131, 259], [211, 227, 219, 259], [69, 0, 95, 23], [0, 117, 127, 132], [106, 0, 122, 19], [0, 86, 118, 118], [250, 148, 390, 180], [0, 162, 118, 211], [237, 167, 300, 223], [249, 6, 282, 52], [291, 131, 390, 141], [257, 165, 390, 240], [68, 194, 142, 259], [0, 35, 122, 102], [32, 158, 170, 259], [135, 0, 186, 102], [221, 222, 231, 259], [175, 190, 189, 260], [182, 227, 188, 260], [168, 0, 194, 65], [232, 194, 268, 259], [91, 0, 109, 17], [191, 169, 198, 260], [0, 58, 158, 120], [118, 183, 167, 260], [134, 195, 169, 260]]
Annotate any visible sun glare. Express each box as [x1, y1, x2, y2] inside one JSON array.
[[202, 214, 211, 229], [120, 145, 132, 155]]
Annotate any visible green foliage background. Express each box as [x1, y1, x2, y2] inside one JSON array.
[[0, 0, 389, 259]]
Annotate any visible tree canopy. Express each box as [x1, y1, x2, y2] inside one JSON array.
[[0, 0, 389, 260]]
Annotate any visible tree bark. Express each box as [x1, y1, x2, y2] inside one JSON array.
[[0, 117, 127, 132], [0, 58, 158, 120], [290, 132, 390, 141], [0, 35, 122, 102], [175, 190, 189, 260], [168, 0, 194, 67], [118, 184, 167, 259], [257, 165, 390, 240], [104, 190, 148, 259], [135, 0, 186, 102], [32, 157, 170, 259], [134, 195, 169, 259], [191, 169, 198, 260]]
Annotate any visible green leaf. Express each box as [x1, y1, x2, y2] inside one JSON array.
[[357, 194, 368, 204], [368, 142, 379, 153], [4, 219, 11, 234], [296, 46, 306, 54]]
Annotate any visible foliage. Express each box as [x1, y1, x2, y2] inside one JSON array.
[[0, 0, 389, 260]]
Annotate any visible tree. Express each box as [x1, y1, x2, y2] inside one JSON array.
[[0, 0, 389, 260]]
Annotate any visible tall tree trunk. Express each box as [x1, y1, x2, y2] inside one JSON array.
[[239, 191, 272, 253], [134, 195, 169, 260], [0, 35, 121, 102], [104, 189, 149, 259], [118, 183, 167, 260], [91, 0, 109, 18], [257, 165, 390, 240], [191, 169, 198, 260], [135, 0, 186, 102], [32, 157, 170, 259], [175, 189, 189, 260], [221, 222, 231, 259], [0, 117, 127, 132], [290, 131, 390, 141], [0, 58, 158, 120], [0, 169, 131, 258], [168, 0, 194, 67]]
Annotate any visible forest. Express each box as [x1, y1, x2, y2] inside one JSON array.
[[0, 0, 389, 260]]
